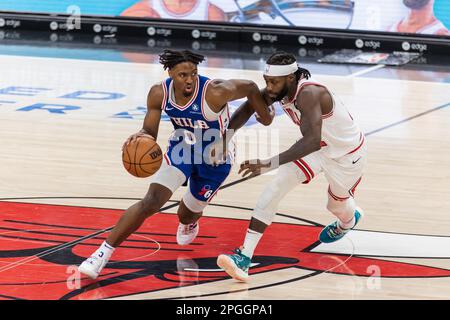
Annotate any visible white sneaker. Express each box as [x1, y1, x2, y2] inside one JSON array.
[[78, 254, 108, 280], [176, 222, 199, 245]]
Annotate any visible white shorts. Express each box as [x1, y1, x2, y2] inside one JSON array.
[[286, 142, 367, 200], [150, 160, 210, 213], [150, 160, 186, 193]]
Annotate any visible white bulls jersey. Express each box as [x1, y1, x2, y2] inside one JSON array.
[[389, 19, 448, 35], [280, 78, 364, 159], [147, 0, 209, 20]]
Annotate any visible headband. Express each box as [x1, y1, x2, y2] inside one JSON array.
[[263, 62, 298, 76]]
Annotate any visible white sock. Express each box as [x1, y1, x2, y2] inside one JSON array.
[[339, 215, 356, 230], [241, 229, 263, 259], [94, 241, 115, 260]]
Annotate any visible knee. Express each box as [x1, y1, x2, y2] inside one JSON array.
[[182, 191, 208, 214]]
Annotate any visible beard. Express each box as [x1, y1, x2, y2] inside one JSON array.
[[273, 85, 289, 102], [403, 0, 431, 9]]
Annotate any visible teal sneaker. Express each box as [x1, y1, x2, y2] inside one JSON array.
[[217, 248, 251, 282], [319, 208, 363, 243]]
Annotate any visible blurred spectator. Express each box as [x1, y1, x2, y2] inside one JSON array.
[[121, 0, 226, 21], [389, 0, 449, 35]]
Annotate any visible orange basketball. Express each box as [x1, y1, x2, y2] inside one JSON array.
[[122, 136, 163, 178]]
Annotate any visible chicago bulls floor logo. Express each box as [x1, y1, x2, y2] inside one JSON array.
[[0, 200, 448, 300]]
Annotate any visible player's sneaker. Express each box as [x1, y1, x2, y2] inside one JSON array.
[[78, 255, 108, 280], [176, 222, 199, 245], [319, 208, 363, 243], [217, 248, 251, 282]]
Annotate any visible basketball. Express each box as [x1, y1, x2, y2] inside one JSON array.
[[122, 135, 163, 178]]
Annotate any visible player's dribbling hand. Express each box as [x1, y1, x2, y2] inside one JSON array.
[[122, 130, 155, 151], [238, 159, 271, 178]]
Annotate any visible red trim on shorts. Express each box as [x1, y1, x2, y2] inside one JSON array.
[[347, 133, 365, 155], [328, 186, 350, 201], [163, 152, 171, 165], [349, 177, 362, 197], [298, 159, 314, 179], [293, 160, 311, 184]]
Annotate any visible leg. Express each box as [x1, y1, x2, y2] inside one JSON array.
[[176, 190, 208, 245], [78, 161, 186, 279], [177, 197, 204, 225], [176, 161, 231, 245], [106, 183, 173, 247], [217, 161, 309, 282], [319, 146, 366, 243], [326, 191, 356, 228], [319, 189, 364, 243], [108, 159, 188, 247], [242, 161, 305, 257]]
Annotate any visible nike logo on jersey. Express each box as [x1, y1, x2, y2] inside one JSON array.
[[352, 157, 362, 164]]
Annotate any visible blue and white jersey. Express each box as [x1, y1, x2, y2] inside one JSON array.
[[161, 75, 229, 134], [160, 75, 232, 161]]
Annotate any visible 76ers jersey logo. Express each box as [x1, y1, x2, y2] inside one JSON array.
[[198, 185, 213, 199]]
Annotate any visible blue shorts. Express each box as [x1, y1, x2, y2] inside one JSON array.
[[164, 140, 232, 202]]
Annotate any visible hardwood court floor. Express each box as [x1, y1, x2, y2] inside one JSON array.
[[0, 54, 449, 300]]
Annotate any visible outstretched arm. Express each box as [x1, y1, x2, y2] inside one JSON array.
[[270, 87, 322, 166], [239, 86, 323, 177], [206, 79, 274, 126]]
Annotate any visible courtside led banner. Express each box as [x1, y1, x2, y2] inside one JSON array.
[[1, 0, 449, 36]]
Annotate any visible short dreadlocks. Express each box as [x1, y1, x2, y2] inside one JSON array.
[[159, 49, 205, 70]]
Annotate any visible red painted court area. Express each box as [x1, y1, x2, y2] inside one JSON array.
[[0, 201, 449, 300]]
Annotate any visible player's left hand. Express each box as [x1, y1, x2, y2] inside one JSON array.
[[238, 159, 272, 178]]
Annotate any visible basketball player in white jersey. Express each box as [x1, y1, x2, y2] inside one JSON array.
[[212, 51, 367, 282], [389, 0, 449, 35], [121, 0, 226, 21]]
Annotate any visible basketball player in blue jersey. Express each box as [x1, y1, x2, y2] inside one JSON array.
[[78, 50, 274, 280]]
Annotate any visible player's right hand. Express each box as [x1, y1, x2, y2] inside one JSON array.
[[122, 130, 155, 151]]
